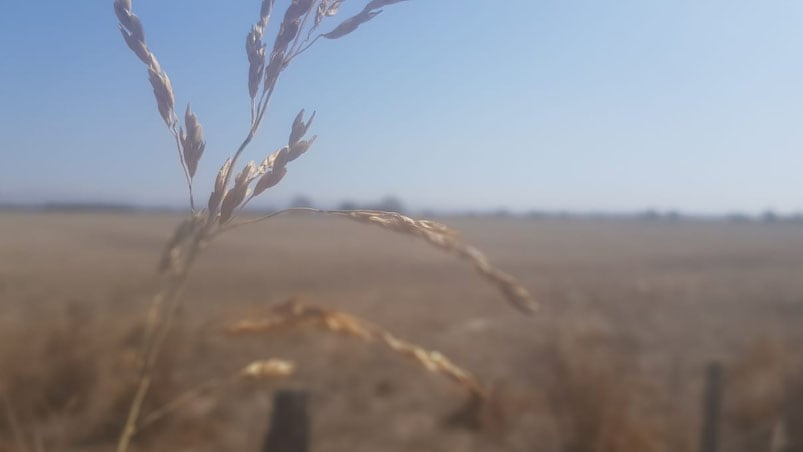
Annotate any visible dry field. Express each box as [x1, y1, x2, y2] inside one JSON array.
[[1, 212, 802, 451]]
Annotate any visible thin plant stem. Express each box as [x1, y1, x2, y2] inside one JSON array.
[[219, 207, 411, 234], [136, 378, 226, 434], [223, 82, 275, 198], [287, 34, 321, 63], [116, 376, 152, 452], [215, 207, 325, 235], [116, 232, 206, 452]]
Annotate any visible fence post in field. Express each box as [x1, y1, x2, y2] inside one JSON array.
[[699, 361, 724, 452], [262, 389, 310, 452]]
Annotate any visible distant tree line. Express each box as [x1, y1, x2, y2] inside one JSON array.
[[287, 195, 406, 213]]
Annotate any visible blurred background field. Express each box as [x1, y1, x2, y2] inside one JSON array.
[[1, 211, 801, 451], [3, 1, 803, 451]]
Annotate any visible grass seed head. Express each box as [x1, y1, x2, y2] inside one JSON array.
[[219, 163, 256, 224], [147, 64, 176, 126], [253, 166, 287, 196], [323, 9, 382, 40], [246, 26, 267, 100], [287, 136, 316, 162], [119, 26, 150, 64], [289, 109, 315, 146], [239, 359, 296, 380], [227, 298, 488, 397], [335, 211, 538, 313], [179, 104, 205, 178], [208, 158, 233, 215]]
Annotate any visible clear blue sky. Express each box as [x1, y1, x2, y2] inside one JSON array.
[[1, 1, 802, 213]]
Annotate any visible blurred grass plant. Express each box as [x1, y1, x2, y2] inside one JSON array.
[[112, 1, 536, 450]]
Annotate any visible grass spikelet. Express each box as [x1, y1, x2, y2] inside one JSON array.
[[277, 0, 315, 48], [253, 165, 287, 196], [227, 297, 488, 397], [118, 26, 149, 65], [335, 210, 460, 237], [289, 109, 316, 146], [247, 0, 275, 111], [322, 0, 409, 40], [219, 162, 256, 224], [247, 25, 267, 101], [179, 104, 205, 178], [322, 9, 382, 39], [208, 158, 233, 215], [324, 0, 343, 17], [147, 64, 176, 127], [256, 146, 288, 176], [239, 359, 296, 380], [250, 112, 315, 199]]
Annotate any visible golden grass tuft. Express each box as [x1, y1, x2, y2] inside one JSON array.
[[542, 328, 668, 452], [227, 297, 488, 397]]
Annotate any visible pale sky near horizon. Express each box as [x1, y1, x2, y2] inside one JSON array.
[[1, 1, 802, 214]]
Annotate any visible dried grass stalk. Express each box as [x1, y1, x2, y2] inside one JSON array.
[[333, 211, 538, 313], [115, 0, 175, 126], [113, 1, 527, 450], [227, 297, 488, 397], [116, 0, 206, 210], [222, 208, 536, 313]]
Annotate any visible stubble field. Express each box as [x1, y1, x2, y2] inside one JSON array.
[[1, 212, 801, 451]]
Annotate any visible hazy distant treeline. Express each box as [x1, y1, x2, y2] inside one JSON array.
[[2, 199, 802, 223]]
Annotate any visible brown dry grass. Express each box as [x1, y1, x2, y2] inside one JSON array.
[[2, 1, 802, 450], [226, 296, 487, 397], [1, 214, 803, 451]]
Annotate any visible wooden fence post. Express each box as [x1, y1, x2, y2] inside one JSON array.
[[262, 389, 310, 452], [700, 362, 724, 452]]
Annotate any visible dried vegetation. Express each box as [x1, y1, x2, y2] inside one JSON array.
[[115, 0, 535, 450], [1, 2, 802, 452]]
